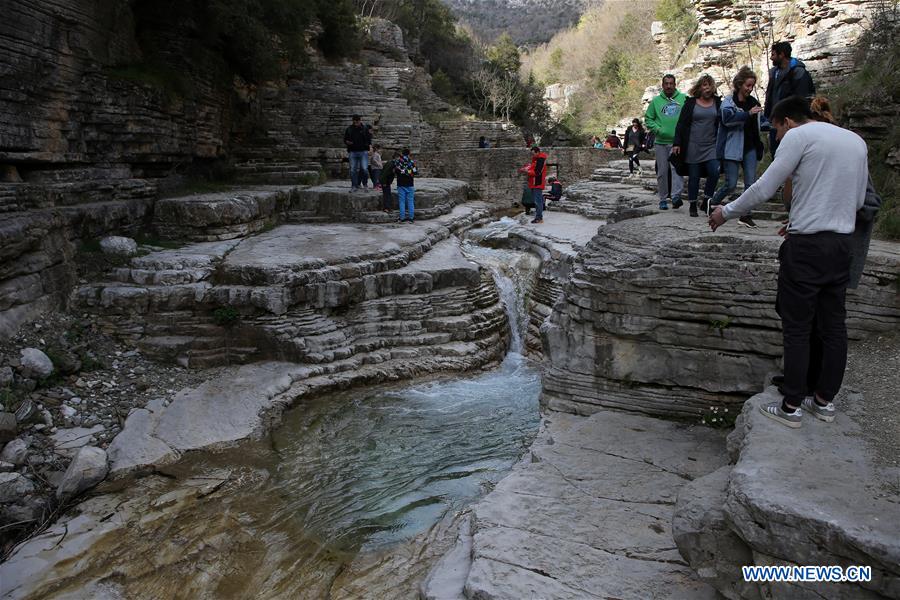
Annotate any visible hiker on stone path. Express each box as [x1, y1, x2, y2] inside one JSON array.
[[479, 136, 490, 149], [769, 96, 883, 401], [764, 41, 815, 156], [623, 119, 646, 177], [380, 150, 400, 214], [394, 147, 418, 223], [344, 115, 372, 192], [707, 66, 766, 228], [645, 74, 686, 211], [370, 144, 384, 191], [708, 95, 868, 429], [672, 74, 721, 218], [518, 146, 548, 224]]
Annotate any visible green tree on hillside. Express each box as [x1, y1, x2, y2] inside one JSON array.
[[487, 33, 522, 73]]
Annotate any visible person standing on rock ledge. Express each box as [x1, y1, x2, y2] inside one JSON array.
[[394, 148, 418, 223], [518, 145, 548, 224], [344, 115, 372, 192], [645, 74, 686, 211], [708, 95, 868, 428]]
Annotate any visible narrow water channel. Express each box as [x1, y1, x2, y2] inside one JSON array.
[[10, 236, 545, 600]]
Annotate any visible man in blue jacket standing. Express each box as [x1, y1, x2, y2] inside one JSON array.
[[764, 42, 815, 155]]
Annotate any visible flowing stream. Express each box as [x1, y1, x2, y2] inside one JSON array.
[[12, 236, 545, 600]]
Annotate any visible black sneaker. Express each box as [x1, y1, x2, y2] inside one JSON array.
[[738, 215, 758, 228], [672, 198, 684, 209], [689, 202, 698, 217], [699, 199, 708, 214]]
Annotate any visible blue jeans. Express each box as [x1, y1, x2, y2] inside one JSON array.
[[398, 186, 415, 220], [687, 159, 720, 202], [349, 151, 368, 188], [532, 188, 544, 220], [711, 149, 758, 206]]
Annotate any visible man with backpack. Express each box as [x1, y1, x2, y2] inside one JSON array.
[[764, 42, 815, 155], [394, 148, 418, 223]]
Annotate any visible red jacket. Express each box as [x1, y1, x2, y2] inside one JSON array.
[[524, 152, 548, 190]]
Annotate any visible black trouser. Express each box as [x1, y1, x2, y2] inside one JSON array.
[[381, 183, 393, 210], [776, 232, 851, 408], [628, 151, 641, 173]]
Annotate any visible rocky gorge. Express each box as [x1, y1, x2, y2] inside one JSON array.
[[2, 3, 900, 600]]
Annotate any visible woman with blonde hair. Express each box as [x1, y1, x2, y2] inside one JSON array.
[[708, 66, 766, 227], [672, 74, 721, 217]]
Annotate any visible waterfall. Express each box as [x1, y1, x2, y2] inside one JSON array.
[[461, 237, 540, 356]]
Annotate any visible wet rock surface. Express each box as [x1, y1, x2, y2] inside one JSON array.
[[424, 410, 729, 599]]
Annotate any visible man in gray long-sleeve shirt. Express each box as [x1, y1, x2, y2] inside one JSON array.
[[709, 96, 868, 428]]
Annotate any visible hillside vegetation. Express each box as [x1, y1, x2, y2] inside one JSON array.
[[440, 0, 597, 46], [522, 1, 659, 137]]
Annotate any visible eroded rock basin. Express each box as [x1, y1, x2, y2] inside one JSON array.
[[0, 354, 541, 599]]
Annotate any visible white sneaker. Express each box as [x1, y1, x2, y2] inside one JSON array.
[[801, 396, 836, 422], [759, 401, 802, 428]]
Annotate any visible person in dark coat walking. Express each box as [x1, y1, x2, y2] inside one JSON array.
[[623, 119, 646, 176]]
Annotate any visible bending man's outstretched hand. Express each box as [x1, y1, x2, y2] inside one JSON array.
[[708, 206, 726, 231]]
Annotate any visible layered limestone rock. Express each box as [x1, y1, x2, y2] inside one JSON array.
[[423, 409, 729, 599], [674, 388, 900, 599], [542, 196, 900, 417], [76, 200, 501, 369], [418, 147, 614, 203], [651, 1, 880, 105]]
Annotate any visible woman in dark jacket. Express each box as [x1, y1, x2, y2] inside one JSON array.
[[623, 119, 646, 176], [672, 74, 721, 217]]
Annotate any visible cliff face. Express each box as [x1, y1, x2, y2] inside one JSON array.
[[0, 4, 524, 336], [653, 0, 879, 95]]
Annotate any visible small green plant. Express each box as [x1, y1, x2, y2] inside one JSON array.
[[213, 307, 241, 327], [700, 405, 737, 429], [297, 170, 327, 186], [708, 317, 732, 331]]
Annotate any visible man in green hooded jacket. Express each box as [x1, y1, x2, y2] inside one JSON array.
[[645, 74, 687, 210]]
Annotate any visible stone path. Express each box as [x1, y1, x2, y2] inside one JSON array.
[[423, 409, 729, 599]]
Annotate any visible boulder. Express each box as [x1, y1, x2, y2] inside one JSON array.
[[0, 472, 35, 503], [0, 438, 29, 466], [677, 389, 900, 599], [0, 365, 13, 387], [0, 412, 16, 443], [56, 446, 108, 500], [673, 466, 760, 600], [99, 236, 138, 257], [18, 348, 54, 379]]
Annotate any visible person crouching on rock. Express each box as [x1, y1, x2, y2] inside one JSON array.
[[518, 146, 548, 224], [708, 95, 869, 428], [394, 148, 418, 223]]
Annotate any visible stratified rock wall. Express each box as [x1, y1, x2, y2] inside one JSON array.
[[652, 0, 879, 101], [542, 212, 900, 417]]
